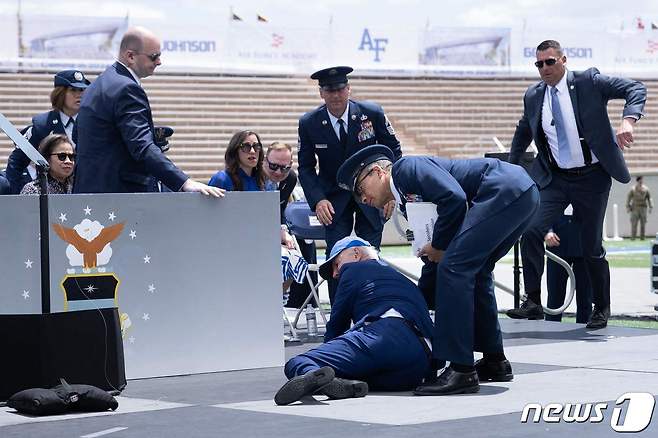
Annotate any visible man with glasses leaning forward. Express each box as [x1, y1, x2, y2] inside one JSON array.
[[73, 26, 222, 197], [297, 66, 401, 303], [506, 40, 646, 329]]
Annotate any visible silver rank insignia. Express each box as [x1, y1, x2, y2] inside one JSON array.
[[384, 114, 395, 135]]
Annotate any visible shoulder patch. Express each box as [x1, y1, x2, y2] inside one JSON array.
[[384, 114, 395, 135]]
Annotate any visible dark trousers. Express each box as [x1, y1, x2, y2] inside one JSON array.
[[420, 186, 540, 365], [324, 199, 383, 303], [545, 257, 593, 323], [521, 167, 611, 310], [284, 318, 430, 391]]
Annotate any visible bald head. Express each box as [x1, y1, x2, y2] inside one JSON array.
[[118, 26, 162, 78]]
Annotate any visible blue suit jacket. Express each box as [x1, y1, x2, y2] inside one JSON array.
[[392, 156, 535, 251], [73, 62, 187, 193], [298, 99, 401, 226], [5, 110, 66, 194], [509, 68, 646, 188], [325, 259, 433, 342]]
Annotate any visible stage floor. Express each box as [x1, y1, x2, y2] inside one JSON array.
[[2, 319, 657, 437]]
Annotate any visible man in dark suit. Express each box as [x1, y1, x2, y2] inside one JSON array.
[[73, 27, 222, 197], [506, 40, 646, 329], [297, 66, 402, 302], [275, 236, 433, 405], [5, 70, 90, 194], [336, 145, 539, 395]]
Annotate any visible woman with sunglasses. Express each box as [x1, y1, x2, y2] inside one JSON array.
[[5, 70, 90, 194], [208, 130, 266, 191], [20, 134, 75, 195]]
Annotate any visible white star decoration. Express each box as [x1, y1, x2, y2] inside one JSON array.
[[129, 230, 137, 239], [84, 284, 97, 294], [129, 336, 135, 344], [58, 213, 67, 222], [142, 313, 150, 321], [108, 212, 116, 221], [143, 255, 151, 264], [148, 284, 156, 293], [25, 259, 33, 269], [22, 290, 30, 299], [83, 206, 92, 215]]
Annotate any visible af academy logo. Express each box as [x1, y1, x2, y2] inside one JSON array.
[[358, 28, 388, 62], [49, 205, 155, 343]]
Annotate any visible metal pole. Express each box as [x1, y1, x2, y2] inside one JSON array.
[[37, 167, 50, 314]]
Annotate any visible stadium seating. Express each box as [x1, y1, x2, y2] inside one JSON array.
[[1, 71, 656, 182]]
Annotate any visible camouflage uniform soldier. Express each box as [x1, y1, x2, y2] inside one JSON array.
[[626, 176, 653, 239]]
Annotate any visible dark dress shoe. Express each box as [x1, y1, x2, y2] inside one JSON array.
[[506, 300, 544, 320], [586, 306, 610, 330], [321, 378, 368, 400], [413, 367, 479, 396], [274, 366, 335, 405], [475, 358, 513, 382]]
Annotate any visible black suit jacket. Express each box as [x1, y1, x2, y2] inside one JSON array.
[[509, 68, 646, 188]]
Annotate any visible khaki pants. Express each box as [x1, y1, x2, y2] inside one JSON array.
[[630, 206, 648, 239]]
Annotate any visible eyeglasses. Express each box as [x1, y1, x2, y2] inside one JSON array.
[[135, 52, 161, 62], [534, 58, 559, 69], [51, 152, 76, 161], [239, 142, 262, 153], [266, 160, 292, 173], [354, 168, 375, 197]]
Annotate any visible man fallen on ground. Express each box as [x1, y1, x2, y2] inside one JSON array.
[[274, 236, 433, 405]]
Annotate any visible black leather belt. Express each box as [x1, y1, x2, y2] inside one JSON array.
[[401, 319, 432, 358], [552, 162, 601, 176]]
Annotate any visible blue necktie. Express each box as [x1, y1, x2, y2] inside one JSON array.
[[550, 87, 572, 164]]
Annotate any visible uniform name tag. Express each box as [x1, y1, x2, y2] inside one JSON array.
[[315, 144, 328, 149]]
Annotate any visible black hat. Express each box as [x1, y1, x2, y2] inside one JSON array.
[[54, 70, 90, 89], [310, 66, 353, 91], [154, 126, 174, 152], [336, 145, 394, 192]]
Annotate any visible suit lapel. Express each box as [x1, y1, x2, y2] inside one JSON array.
[[318, 107, 340, 145], [531, 82, 546, 134], [347, 100, 361, 147]]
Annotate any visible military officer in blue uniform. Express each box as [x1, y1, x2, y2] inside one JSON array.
[[336, 145, 540, 395], [275, 236, 433, 405], [5, 70, 90, 194], [297, 66, 402, 302]]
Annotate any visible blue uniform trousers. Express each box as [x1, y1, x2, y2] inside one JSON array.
[[284, 318, 430, 391], [424, 186, 539, 366]]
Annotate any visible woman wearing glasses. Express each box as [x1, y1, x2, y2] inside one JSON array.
[[5, 70, 90, 194], [208, 130, 266, 191], [20, 134, 75, 195]]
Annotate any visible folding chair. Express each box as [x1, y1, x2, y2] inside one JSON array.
[[284, 201, 329, 330]]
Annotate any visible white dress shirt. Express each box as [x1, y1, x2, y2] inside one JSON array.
[[541, 69, 598, 168], [58, 111, 76, 147], [327, 106, 349, 140]]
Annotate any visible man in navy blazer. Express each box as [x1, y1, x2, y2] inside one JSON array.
[[73, 27, 222, 197], [336, 145, 539, 395], [507, 40, 646, 329], [297, 66, 402, 302], [275, 236, 433, 405]]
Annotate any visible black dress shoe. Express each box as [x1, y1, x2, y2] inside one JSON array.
[[506, 299, 544, 320], [475, 358, 513, 382], [321, 378, 368, 400], [586, 306, 610, 330], [413, 367, 479, 396], [274, 366, 335, 405]]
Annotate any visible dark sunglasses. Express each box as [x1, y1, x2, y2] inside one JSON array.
[[534, 58, 559, 69], [239, 142, 262, 153], [136, 51, 161, 62], [51, 152, 76, 161], [266, 160, 292, 173]]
